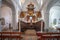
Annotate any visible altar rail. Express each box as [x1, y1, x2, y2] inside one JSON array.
[[0, 32, 60, 40]]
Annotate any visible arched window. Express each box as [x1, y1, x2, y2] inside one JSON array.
[[53, 19, 57, 26]]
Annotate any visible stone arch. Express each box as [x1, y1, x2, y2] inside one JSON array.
[[46, 0, 59, 12], [2, 0, 15, 11]]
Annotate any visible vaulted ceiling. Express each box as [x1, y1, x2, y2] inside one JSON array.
[[19, 0, 41, 11], [3, 0, 53, 11], [20, 0, 41, 5]]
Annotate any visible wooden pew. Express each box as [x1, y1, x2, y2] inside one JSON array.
[[0, 32, 22, 40], [37, 32, 60, 40], [42, 36, 60, 40], [0, 32, 60, 40]]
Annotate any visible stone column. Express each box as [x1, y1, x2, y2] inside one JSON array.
[[44, 12, 49, 32], [0, 0, 2, 17], [11, 0, 19, 30], [42, 6, 49, 32], [12, 10, 17, 30], [18, 19, 21, 32], [0, 0, 2, 32]]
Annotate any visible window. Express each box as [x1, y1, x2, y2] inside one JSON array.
[[53, 19, 57, 26]]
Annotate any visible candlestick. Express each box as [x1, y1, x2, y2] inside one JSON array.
[[41, 20, 43, 32], [19, 20, 21, 32]]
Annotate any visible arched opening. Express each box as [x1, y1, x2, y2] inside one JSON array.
[[1, 0, 17, 31], [1, 5, 12, 31], [44, 0, 60, 32], [49, 6, 60, 32]]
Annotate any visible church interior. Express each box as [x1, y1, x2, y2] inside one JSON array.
[[0, 0, 60, 40]]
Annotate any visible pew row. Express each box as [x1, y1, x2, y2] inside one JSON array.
[[37, 32, 60, 40], [0, 32, 22, 40]]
